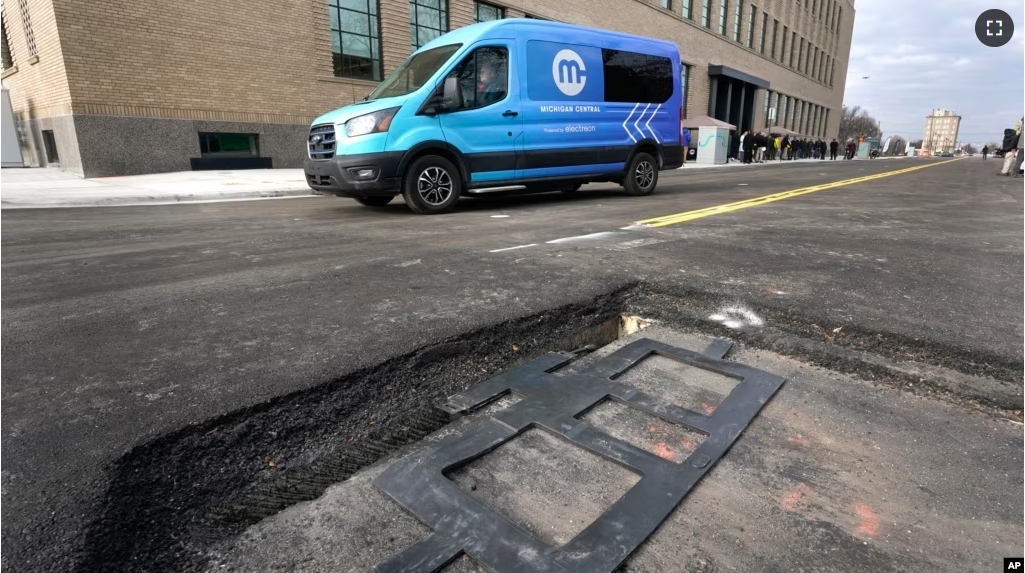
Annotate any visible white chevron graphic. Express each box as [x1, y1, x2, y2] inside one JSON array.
[[645, 103, 661, 143], [634, 104, 650, 141], [622, 103, 640, 143]]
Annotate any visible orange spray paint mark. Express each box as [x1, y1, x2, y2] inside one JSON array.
[[653, 442, 675, 461], [787, 435, 812, 446], [700, 402, 715, 415], [779, 482, 813, 512], [853, 503, 879, 537]]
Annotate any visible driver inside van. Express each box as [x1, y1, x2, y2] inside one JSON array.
[[476, 61, 506, 106]]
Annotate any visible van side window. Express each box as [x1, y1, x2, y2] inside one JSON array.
[[446, 46, 508, 110], [601, 49, 673, 104]]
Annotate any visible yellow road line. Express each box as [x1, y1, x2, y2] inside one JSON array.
[[637, 159, 961, 228]]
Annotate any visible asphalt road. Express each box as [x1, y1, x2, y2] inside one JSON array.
[[2, 156, 1022, 572]]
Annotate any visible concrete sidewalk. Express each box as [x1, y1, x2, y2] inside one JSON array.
[[0, 167, 313, 209], [678, 155, 907, 169]]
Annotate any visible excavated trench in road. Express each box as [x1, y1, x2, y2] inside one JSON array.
[[77, 283, 1022, 573]]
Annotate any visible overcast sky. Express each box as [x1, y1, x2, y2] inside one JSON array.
[[843, 0, 1024, 145]]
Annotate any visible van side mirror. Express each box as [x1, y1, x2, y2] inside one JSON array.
[[440, 77, 462, 111], [420, 77, 463, 116]]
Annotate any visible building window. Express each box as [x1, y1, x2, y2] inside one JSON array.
[[804, 43, 812, 74], [758, 12, 767, 53], [199, 133, 260, 157], [681, 63, 690, 117], [813, 47, 819, 79], [823, 109, 829, 136], [701, 0, 711, 27], [771, 21, 779, 59], [329, 0, 383, 81], [798, 38, 804, 72], [780, 96, 789, 128], [732, 0, 742, 41], [473, 1, 503, 22], [770, 91, 779, 125], [410, 0, 448, 51], [829, 58, 835, 86], [718, 1, 727, 35], [602, 49, 673, 103], [682, 0, 692, 19], [762, 90, 769, 126], [825, 0, 832, 28], [835, 6, 842, 34], [788, 33, 796, 68], [524, 13, 548, 19], [745, 4, 756, 47], [1, 18, 13, 69], [16, 0, 36, 58], [660, 0, 672, 9], [42, 130, 59, 163]]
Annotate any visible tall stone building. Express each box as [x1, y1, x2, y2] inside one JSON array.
[[1, 0, 855, 177], [922, 108, 961, 154]]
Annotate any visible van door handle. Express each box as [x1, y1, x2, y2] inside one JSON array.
[[502, 110, 519, 117]]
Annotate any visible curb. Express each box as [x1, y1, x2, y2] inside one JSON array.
[[0, 187, 317, 209]]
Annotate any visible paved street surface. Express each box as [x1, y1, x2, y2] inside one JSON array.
[[2, 157, 1022, 572]]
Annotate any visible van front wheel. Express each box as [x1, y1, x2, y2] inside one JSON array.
[[623, 152, 658, 196], [402, 155, 461, 214]]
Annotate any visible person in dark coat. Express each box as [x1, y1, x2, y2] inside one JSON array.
[[819, 140, 827, 160], [1001, 126, 1022, 175], [830, 139, 839, 160], [742, 130, 754, 164]]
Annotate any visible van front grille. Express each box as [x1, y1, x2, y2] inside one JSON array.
[[308, 124, 336, 159]]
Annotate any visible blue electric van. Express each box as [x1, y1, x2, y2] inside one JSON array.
[[304, 19, 683, 214]]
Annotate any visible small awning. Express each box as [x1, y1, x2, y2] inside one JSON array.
[[680, 115, 737, 131]]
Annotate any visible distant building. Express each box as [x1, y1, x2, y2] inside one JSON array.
[[2, 0, 856, 177], [923, 109, 961, 154]]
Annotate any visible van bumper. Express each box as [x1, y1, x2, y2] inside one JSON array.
[[660, 144, 685, 170], [304, 152, 404, 197]]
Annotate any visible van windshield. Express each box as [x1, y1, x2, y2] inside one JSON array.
[[367, 44, 462, 101]]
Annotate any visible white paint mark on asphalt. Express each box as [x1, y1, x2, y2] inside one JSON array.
[[545, 231, 624, 244], [491, 215, 510, 218], [489, 244, 537, 253], [620, 225, 646, 230], [397, 259, 422, 267], [709, 305, 765, 329], [738, 183, 749, 186], [603, 238, 668, 251]]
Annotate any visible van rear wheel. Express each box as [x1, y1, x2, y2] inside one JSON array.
[[623, 152, 658, 196], [355, 196, 394, 207], [402, 155, 461, 214]]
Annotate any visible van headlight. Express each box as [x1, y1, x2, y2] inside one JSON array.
[[345, 107, 399, 138]]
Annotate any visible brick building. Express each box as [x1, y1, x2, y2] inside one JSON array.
[[922, 108, 961, 154], [0, 0, 854, 177]]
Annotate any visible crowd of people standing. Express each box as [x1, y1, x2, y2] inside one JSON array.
[[728, 131, 844, 163]]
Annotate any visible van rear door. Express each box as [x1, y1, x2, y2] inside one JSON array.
[[436, 42, 522, 186]]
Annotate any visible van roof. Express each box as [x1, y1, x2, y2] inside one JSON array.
[[417, 18, 679, 55]]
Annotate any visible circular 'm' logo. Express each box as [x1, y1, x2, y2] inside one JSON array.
[[975, 9, 1014, 47], [552, 49, 587, 97]]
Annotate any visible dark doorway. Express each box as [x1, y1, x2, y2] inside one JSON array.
[[41, 130, 59, 164], [706, 65, 769, 134]]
